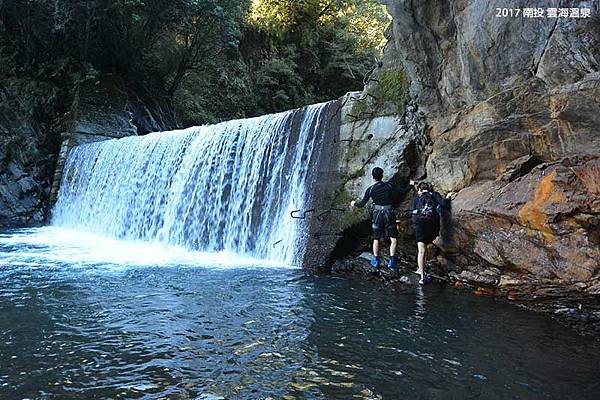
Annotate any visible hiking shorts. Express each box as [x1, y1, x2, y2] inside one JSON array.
[[413, 216, 440, 244], [372, 209, 398, 240]]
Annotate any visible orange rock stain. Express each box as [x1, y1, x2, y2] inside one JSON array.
[[518, 170, 565, 241]]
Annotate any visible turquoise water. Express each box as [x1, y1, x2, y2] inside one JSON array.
[[1, 228, 599, 399]]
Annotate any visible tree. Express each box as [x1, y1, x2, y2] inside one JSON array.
[[1, 0, 389, 125]]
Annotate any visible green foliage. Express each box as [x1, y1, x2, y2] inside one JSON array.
[[380, 68, 409, 115], [347, 66, 409, 120], [249, 0, 389, 50], [173, 0, 390, 123], [0, 0, 249, 91], [0, 0, 390, 126], [255, 54, 308, 112], [248, 0, 307, 33]]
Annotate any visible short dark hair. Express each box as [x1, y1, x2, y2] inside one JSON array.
[[418, 182, 431, 191], [372, 167, 384, 181]]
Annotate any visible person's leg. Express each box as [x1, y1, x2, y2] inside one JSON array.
[[388, 237, 399, 269], [417, 241, 426, 282], [386, 210, 399, 269], [373, 239, 380, 257], [390, 238, 397, 257], [370, 239, 382, 269]]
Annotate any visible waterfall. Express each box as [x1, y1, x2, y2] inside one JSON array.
[[52, 102, 334, 265]]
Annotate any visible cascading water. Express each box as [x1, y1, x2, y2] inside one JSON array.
[[52, 102, 334, 265]]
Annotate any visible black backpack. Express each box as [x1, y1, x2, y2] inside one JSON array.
[[412, 192, 441, 220]]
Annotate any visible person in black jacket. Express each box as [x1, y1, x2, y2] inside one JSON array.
[[350, 167, 412, 269], [411, 182, 453, 284]]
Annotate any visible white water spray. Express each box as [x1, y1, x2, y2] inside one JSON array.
[[52, 103, 332, 264]]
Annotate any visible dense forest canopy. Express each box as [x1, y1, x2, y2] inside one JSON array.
[[0, 0, 390, 126]]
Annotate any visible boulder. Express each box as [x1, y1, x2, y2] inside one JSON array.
[[450, 156, 600, 283]]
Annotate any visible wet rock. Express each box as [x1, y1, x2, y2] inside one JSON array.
[[450, 269, 498, 287], [331, 254, 418, 286], [17, 176, 36, 193], [498, 275, 522, 287], [586, 280, 600, 295], [331, 256, 374, 277], [473, 287, 495, 296], [0, 80, 56, 227], [306, 0, 600, 335], [7, 162, 25, 179]]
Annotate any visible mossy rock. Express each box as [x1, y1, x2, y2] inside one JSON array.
[[379, 67, 409, 116], [332, 187, 370, 231], [346, 66, 409, 120]]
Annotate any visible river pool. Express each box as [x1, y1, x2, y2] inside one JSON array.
[[1, 228, 599, 399]]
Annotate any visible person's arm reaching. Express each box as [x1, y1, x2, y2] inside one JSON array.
[[351, 187, 371, 208], [432, 191, 452, 213], [444, 191, 456, 213]]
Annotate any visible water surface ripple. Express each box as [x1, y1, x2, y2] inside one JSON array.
[[1, 228, 599, 399]]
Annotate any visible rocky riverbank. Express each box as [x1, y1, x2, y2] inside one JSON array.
[[303, 0, 599, 336], [330, 253, 600, 337]]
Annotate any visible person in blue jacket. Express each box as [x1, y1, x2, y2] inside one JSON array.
[[350, 167, 412, 269]]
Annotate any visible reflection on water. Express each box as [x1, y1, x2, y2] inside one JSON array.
[[1, 228, 600, 399]]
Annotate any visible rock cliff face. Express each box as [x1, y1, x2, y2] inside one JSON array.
[[0, 80, 61, 227], [384, 0, 600, 288], [304, 0, 600, 329], [0, 74, 178, 228]]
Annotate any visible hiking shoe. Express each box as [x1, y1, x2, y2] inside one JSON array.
[[388, 256, 398, 269], [370, 256, 381, 270]]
